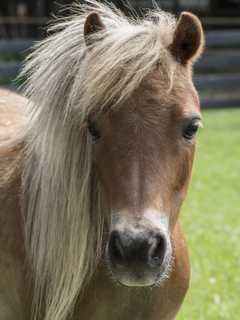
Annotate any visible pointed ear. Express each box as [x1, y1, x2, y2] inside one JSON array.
[[84, 12, 106, 46], [170, 12, 204, 64]]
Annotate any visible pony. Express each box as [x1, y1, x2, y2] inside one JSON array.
[[0, 1, 204, 319]]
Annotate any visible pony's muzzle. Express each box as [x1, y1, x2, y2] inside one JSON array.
[[107, 229, 171, 287], [109, 230, 166, 267]]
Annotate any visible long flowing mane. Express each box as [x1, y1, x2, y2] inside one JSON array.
[[20, 1, 177, 319]]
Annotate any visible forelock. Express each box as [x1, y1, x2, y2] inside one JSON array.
[[22, 1, 177, 122]]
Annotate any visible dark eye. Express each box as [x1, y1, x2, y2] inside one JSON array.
[[87, 120, 101, 142], [183, 119, 201, 140]]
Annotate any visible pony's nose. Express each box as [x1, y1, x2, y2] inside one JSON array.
[[108, 230, 167, 268]]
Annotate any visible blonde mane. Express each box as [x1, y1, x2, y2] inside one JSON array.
[[21, 1, 177, 319]]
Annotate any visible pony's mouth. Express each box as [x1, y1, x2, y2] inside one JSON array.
[[105, 218, 173, 287], [106, 246, 173, 288]]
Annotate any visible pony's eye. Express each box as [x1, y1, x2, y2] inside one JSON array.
[[183, 119, 202, 140], [87, 120, 101, 142]]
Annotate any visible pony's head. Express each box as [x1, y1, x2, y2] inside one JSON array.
[[22, 1, 204, 319], [83, 9, 204, 287]]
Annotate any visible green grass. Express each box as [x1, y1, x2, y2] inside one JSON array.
[[0, 52, 24, 62], [178, 109, 240, 320]]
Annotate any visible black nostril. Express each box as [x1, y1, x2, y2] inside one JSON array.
[[108, 231, 168, 270], [108, 231, 125, 265], [149, 234, 166, 266]]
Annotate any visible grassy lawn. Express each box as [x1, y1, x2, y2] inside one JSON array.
[[178, 109, 240, 319]]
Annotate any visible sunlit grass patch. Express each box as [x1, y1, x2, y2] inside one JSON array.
[[178, 109, 240, 320]]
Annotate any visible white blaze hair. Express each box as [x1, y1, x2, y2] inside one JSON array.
[[21, 1, 176, 319]]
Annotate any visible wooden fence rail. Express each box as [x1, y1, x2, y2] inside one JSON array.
[[0, 30, 240, 108], [0, 39, 34, 54]]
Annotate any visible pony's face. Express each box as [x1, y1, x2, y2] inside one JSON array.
[[84, 10, 204, 287], [88, 71, 202, 287]]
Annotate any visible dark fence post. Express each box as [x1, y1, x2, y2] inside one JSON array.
[[173, 0, 180, 13]]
